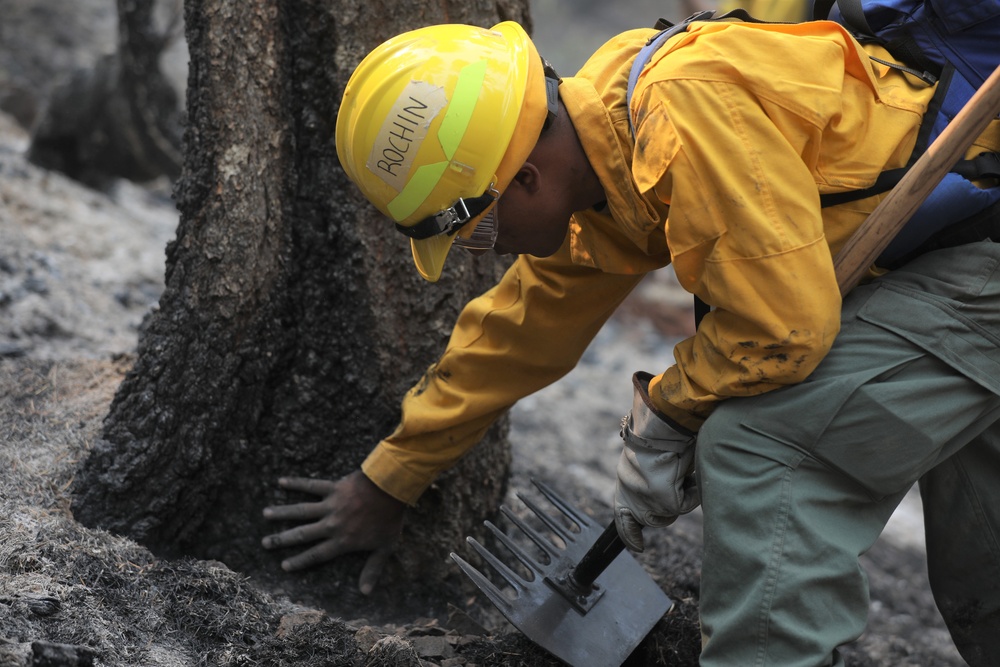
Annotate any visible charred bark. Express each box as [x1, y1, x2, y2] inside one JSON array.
[[71, 0, 531, 620]]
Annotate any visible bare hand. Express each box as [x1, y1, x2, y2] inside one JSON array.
[[261, 470, 405, 594]]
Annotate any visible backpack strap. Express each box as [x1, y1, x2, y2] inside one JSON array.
[[953, 152, 1000, 181], [626, 10, 715, 138], [814, 0, 938, 83], [626, 9, 774, 138], [819, 64, 952, 207], [818, 62, 998, 209], [811, 3, 998, 207], [813, 0, 873, 34]]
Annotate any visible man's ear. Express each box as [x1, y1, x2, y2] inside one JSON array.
[[511, 162, 542, 195]]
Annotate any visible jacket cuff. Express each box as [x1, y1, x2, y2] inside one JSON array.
[[658, 402, 706, 432], [361, 445, 433, 506], [647, 373, 708, 433]]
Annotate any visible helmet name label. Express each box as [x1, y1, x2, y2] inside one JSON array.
[[367, 81, 446, 192]]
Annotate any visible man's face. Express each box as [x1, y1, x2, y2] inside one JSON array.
[[487, 188, 570, 258]]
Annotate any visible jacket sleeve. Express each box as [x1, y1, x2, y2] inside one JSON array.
[[634, 77, 843, 431], [363, 241, 644, 504]]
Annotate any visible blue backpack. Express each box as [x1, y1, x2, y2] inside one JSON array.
[[626, 0, 1000, 269]]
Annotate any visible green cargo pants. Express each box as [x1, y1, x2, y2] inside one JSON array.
[[695, 241, 1000, 667]]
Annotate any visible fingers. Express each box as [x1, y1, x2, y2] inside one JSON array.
[[260, 476, 338, 533], [279, 540, 344, 572], [615, 508, 645, 552], [262, 500, 328, 522], [261, 521, 330, 550], [276, 476, 338, 496], [358, 547, 392, 595], [645, 513, 679, 529]]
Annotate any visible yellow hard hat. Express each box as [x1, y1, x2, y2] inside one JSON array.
[[335, 22, 551, 281]]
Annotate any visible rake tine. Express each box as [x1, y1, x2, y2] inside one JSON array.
[[486, 508, 555, 574], [450, 551, 516, 617], [464, 532, 531, 593], [484, 519, 549, 575], [516, 492, 579, 545], [499, 505, 563, 560], [531, 477, 597, 528]]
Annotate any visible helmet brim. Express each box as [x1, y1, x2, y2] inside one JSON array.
[[410, 234, 453, 282]]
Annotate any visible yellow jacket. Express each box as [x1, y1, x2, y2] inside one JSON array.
[[363, 20, 937, 504]]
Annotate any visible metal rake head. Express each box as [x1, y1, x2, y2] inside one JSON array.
[[451, 478, 602, 618], [450, 478, 672, 667]]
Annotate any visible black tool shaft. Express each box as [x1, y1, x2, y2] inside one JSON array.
[[571, 520, 626, 587]]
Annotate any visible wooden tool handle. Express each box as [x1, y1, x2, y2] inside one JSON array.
[[834, 65, 1000, 294]]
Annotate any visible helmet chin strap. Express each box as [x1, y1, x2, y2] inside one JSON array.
[[541, 60, 561, 130], [395, 189, 497, 240]]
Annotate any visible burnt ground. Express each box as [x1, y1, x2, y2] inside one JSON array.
[[0, 347, 701, 666]]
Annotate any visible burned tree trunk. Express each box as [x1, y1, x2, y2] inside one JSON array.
[[71, 0, 531, 619]]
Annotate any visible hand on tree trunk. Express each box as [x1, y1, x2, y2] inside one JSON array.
[[261, 470, 405, 594]]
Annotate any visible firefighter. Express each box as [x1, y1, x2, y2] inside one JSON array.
[[263, 18, 1000, 665]]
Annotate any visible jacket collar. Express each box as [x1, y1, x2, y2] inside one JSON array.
[[560, 75, 669, 272]]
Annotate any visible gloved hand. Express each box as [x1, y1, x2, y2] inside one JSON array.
[[614, 371, 700, 552]]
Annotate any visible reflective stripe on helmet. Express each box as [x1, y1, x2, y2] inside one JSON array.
[[387, 59, 488, 222]]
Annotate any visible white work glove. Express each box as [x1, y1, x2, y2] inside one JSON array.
[[614, 371, 700, 552]]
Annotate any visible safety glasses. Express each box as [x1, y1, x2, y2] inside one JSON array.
[[452, 200, 499, 251]]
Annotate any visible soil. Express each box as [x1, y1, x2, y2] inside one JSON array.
[[0, 2, 971, 665]]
